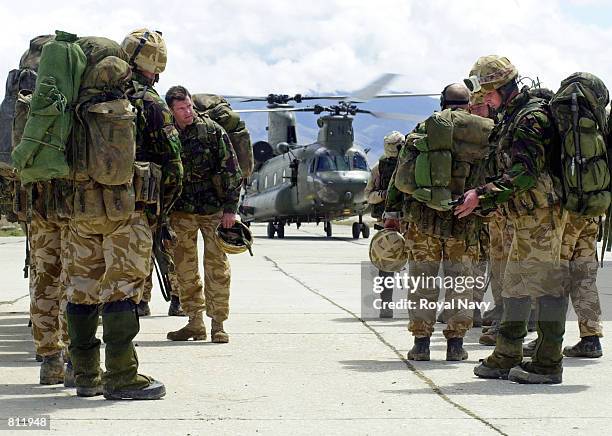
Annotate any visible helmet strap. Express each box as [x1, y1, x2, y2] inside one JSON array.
[[129, 30, 150, 68]]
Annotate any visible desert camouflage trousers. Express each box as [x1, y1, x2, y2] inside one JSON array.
[[64, 212, 152, 305], [170, 211, 231, 321], [488, 213, 513, 306], [29, 213, 69, 356], [561, 212, 603, 337], [503, 206, 567, 299], [403, 223, 478, 339]]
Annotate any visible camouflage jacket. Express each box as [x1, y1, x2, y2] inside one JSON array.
[[367, 156, 397, 219], [477, 88, 558, 215], [385, 118, 483, 243], [128, 72, 183, 213], [174, 115, 242, 215], [385, 122, 425, 214]]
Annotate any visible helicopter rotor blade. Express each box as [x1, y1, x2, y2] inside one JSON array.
[[234, 107, 315, 114], [343, 73, 398, 103], [222, 95, 268, 101], [359, 109, 425, 122], [373, 92, 440, 98]]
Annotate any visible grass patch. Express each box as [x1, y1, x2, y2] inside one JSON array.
[[0, 227, 25, 237]]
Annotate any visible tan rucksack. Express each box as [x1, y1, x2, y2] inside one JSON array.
[[192, 93, 253, 178]]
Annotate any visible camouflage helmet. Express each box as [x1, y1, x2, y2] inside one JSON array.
[[215, 221, 254, 256], [369, 229, 408, 272], [121, 28, 167, 74], [464, 55, 518, 93], [383, 131, 404, 158]]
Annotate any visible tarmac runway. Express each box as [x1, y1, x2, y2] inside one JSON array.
[[1, 223, 611, 435]]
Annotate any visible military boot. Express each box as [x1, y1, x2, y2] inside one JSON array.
[[508, 296, 568, 384], [136, 301, 151, 317], [40, 352, 65, 385], [167, 312, 207, 341], [522, 338, 537, 358], [479, 320, 499, 345], [64, 359, 76, 388], [472, 308, 483, 328], [167, 295, 186, 317], [446, 338, 468, 361], [482, 303, 503, 327], [211, 319, 229, 343], [379, 280, 394, 318], [474, 297, 531, 379], [563, 336, 603, 358], [101, 300, 165, 400], [407, 337, 430, 361], [66, 303, 103, 397]]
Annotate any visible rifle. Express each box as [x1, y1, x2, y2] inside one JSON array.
[[23, 221, 30, 278], [152, 181, 175, 302]]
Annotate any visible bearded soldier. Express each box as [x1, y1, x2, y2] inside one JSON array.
[[165, 85, 242, 343], [456, 55, 568, 384]]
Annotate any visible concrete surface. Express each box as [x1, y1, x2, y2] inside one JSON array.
[[0, 223, 611, 435]]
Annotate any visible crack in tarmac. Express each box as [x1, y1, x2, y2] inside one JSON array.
[[263, 254, 508, 436], [0, 294, 28, 307]]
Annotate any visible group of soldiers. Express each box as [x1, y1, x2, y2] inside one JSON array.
[[2, 29, 246, 400], [1, 33, 606, 400], [366, 55, 605, 384]]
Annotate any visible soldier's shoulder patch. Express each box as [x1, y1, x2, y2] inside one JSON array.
[[163, 124, 180, 142]]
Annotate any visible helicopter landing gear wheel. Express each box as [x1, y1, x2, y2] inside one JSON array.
[[352, 222, 361, 239], [267, 222, 276, 239], [276, 222, 285, 239], [361, 223, 370, 238], [324, 221, 332, 238]]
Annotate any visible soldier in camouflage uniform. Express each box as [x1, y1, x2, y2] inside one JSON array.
[[65, 30, 182, 400], [456, 55, 568, 384], [365, 131, 404, 318], [28, 183, 71, 385], [468, 89, 515, 344], [523, 213, 604, 358], [560, 213, 603, 357], [164, 85, 242, 343], [385, 84, 489, 362]]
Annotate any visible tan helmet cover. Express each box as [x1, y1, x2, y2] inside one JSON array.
[[215, 221, 254, 255], [464, 55, 518, 93], [383, 131, 404, 158], [369, 229, 408, 272], [121, 28, 167, 74]]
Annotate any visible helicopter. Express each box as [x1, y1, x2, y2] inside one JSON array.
[[222, 75, 436, 239]]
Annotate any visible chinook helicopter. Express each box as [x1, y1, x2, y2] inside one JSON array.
[[227, 75, 435, 239]]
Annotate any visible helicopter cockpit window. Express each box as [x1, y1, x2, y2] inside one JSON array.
[[315, 152, 350, 172], [351, 153, 369, 171]]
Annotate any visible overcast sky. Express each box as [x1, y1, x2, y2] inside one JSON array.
[[1, 0, 612, 100]]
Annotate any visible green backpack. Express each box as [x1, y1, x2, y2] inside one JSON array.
[[395, 109, 492, 211], [549, 72, 611, 218], [71, 37, 135, 186], [11, 31, 86, 184], [68, 37, 160, 220], [0, 35, 53, 164], [192, 93, 253, 178]]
